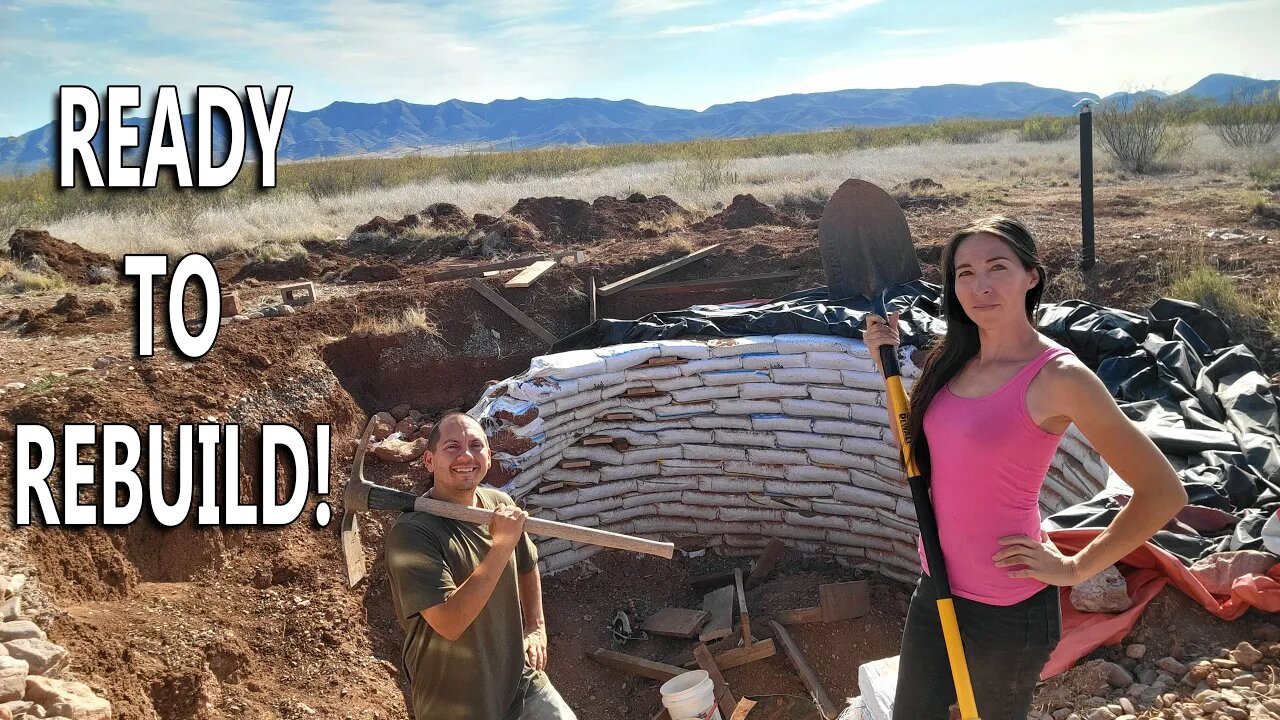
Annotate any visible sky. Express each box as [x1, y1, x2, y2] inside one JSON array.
[[1, 0, 1278, 138]]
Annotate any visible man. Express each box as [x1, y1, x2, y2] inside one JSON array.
[[384, 411, 576, 720]]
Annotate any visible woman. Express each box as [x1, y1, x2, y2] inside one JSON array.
[[863, 216, 1187, 720]]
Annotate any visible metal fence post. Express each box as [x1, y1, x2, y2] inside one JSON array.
[[1077, 99, 1096, 270]]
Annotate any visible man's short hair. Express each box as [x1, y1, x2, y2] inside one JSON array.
[[426, 412, 485, 452]]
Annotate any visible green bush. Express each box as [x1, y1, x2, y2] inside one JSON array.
[[1020, 116, 1076, 142], [1094, 96, 1193, 173]]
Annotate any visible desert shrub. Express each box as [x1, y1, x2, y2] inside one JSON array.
[[1206, 89, 1280, 148], [1020, 116, 1076, 142], [931, 118, 997, 144], [352, 306, 440, 337], [1094, 96, 1193, 173]]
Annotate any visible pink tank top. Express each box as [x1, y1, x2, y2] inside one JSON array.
[[917, 346, 1073, 605]]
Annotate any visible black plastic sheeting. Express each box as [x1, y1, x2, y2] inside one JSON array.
[[554, 283, 1280, 564]]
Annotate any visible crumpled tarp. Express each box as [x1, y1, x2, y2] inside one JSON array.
[[556, 282, 1280, 563]]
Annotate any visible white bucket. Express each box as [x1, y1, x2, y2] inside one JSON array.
[[659, 670, 722, 720]]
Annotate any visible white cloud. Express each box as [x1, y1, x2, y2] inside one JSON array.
[[772, 0, 1280, 97], [661, 0, 880, 35], [613, 0, 710, 16]]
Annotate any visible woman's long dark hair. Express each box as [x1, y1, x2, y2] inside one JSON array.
[[905, 216, 1047, 477]]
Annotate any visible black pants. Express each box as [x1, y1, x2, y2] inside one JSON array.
[[891, 574, 1061, 720]]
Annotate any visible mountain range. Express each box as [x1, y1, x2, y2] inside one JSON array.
[[2, 73, 1275, 178]]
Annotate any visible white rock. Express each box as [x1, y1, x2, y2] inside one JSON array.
[[1070, 565, 1132, 613]]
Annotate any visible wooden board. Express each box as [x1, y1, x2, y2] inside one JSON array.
[[504, 260, 557, 288], [819, 580, 870, 623], [643, 356, 684, 367], [466, 278, 558, 345], [642, 608, 710, 638], [588, 648, 685, 682], [423, 254, 549, 284], [616, 270, 802, 297], [603, 412, 636, 421], [730, 698, 758, 720], [734, 568, 752, 644], [558, 460, 592, 469], [623, 387, 661, 397], [693, 643, 737, 718], [816, 179, 920, 301], [714, 638, 776, 671], [774, 606, 822, 625], [746, 538, 785, 588], [581, 435, 614, 446], [699, 585, 735, 642], [769, 621, 838, 720], [598, 243, 722, 296]]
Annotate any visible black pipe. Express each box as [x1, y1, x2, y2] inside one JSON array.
[[1080, 103, 1095, 270]]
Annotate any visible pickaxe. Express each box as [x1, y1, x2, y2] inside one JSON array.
[[341, 416, 676, 588]]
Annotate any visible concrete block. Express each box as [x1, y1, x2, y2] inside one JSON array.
[[739, 382, 810, 399], [741, 353, 807, 370], [713, 429, 776, 447], [781, 398, 851, 420], [770, 367, 842, 385], [280, 280, 316, 306]]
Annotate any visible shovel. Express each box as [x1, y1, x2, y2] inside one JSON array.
[[818, 179, 981, 719]]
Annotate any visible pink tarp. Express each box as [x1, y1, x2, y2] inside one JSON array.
[[1041, 529, 1280, 679]]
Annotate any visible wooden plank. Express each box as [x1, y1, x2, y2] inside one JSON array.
[[769, 621, 838, 720], [588, 275, 597, 324], [423, 254, 549, 284], [699, 585, 735, 642], [650, 709, 671, 720], [624, 387, 662, 397], [693, 643, 737, 718], [734, 568, 752, 644], [617, 270, 802, 297], [714, 638, 776, 671], [774, 606, 822, 625], [643, 356, 684, 367], [466, 278, 558, 345], [588, 648, 685, 682], [602, 412, 636, 421], [642, 608, 710, 638], [598, 243, 722, 296], [504, 259, 557, 288], [747, 538, 785, 588], [730, 698, 758, 720], [581, 435, 614, 446], [558, 460, 592, 469], [818, 580, 870, 623]]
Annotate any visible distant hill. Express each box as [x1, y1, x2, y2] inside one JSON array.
[[1, 73, 1274, 177]]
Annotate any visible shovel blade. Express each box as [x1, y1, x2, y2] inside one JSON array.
[[817, 179, 921, 300]]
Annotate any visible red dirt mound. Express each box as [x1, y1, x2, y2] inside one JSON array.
[[590, 194, 688, 239], [5, 228, 116, 284], [466, 216, 542, 257], [231, 253, 328, 282], [510, 194, 690, 244], [509, 196, 595, 244], [692, 194, 800, 231], [423, 202, 470, 231]]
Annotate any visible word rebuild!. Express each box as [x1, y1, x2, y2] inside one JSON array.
[[58, 85, 292, 189]]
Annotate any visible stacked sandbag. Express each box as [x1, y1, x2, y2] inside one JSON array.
[[468, 335, 1110, 583]]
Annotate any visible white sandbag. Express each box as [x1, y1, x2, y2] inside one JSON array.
[[832, 483, 897, 510], [597, 343, 662, 372], [636, 477, 701, 492], [656, 428, 715, 445], [842, 369, 888, 391], [724, 460, 786, 478], [714, 398, 784, 415], [808, 448, 876, 471], [654, 402, 715, 418], [657, 339, 713, 360], [742, 494, 811, 512], [752, 415, 815, 433], [761, 522, 827, 541], [895, 498, 918, 521], [508, 377, 579, 403], [815, 420, 881, 439], [631, 419, 694, 433], [782, 511, 852, 530], [806, 352, 875, 372], [773, 334, 866, 354], [849, 403, 891, 425], [841, 436, 898, 459], [684, 444, 749, 462], [871, 509, 919, 540], [562, 445, 625, 464], [536, 538, 574, 557], [525, 488, 580, 508], [577, 480, 639, 503], [625, 364, 683, 382], [781, 398, 852, 420], [690, 415, 753, 430], [670, 386, 738, 403], [764, 479, 835, 497], [827, 530, 897, 553], [713, 429, 777, 448], [808, 386, 879, 405], [681, 491, 747, 508], [600, 462, 660, 481], [776, 431, 843, 450], [703, 369, 772, 386], [698, 476, 766, 493], [542, 468, 603, 485], [746, 447, 809, 466], [624, 446, 684, 464], [576, 370, 626, 391], [872, 456, 908, 481], [809, 499, 878, 520], [529, 349, 607, 380], [625, 490, 683, 507], [720, 506, 785, 523], [740, 382, 810, 399], [652, 375, 705, 392], [489, 395, 540, 425], [554, 388, 604, 412], [599, 503, 654, 525], [629, 516, 700, 535], [786, 465, 850, 483], [660, 460, 723, 476], [741, 353, 807, 370], [770, 367, 843, 385], [557, 496, 625, 521], [707, 335, 778, 357], [679, 357, 744, 376], [655, 502, 719, 520], [849, 469, 911, 498]]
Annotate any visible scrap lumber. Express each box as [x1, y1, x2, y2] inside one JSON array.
[[819, 580, 870, 622], [602, 412, 637, 421], [589, 648, 684, 682], [642, 608, 710, 638], [423, 254, 549, 284], [642, 356, 685, 367], [693, 643, 737, 718], [466, 278, 558, 345], [729, 698, 758, 720], [597, 243, 722, 296], [616, 270, 802, 297], [581, 435, 614, 446], [623, 386, 662, 397], [713, 638, 776, 671], [558, 460, 592, 469], [699, 585, 735, 642], [774, 606, 823, 625], [746, 538, 785, 588], [769, 620, 838, 720], [734, 568, 752, 644], [504, 259, 557, 288]]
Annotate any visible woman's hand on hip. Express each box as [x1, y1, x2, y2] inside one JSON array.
[[993, 533, 1081, 586]]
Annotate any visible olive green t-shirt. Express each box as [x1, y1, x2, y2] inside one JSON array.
[[385, 487, 544, 720]]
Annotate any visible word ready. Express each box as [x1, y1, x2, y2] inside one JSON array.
[[58, 85, 292, 189]]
